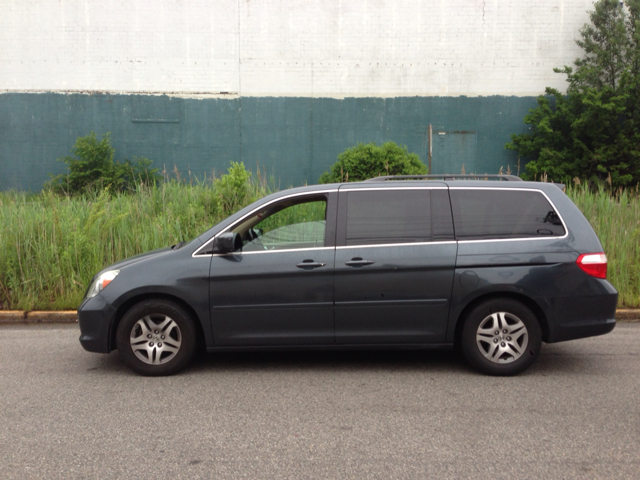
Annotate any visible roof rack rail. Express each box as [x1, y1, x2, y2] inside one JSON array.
[[364, 174, 523, 182]]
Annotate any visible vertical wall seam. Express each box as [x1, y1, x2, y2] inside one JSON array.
[[309, 97, 314, 184], [309, 63, 315, 184], [237, 0, 243, 164]]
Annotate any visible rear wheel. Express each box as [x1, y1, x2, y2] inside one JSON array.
[[116, 299, 197, 376], [461, 298, 542, 376]]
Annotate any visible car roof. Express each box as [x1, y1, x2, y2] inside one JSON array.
[[338, 179, 562, 191]]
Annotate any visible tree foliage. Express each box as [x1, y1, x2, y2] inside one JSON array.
[[507, 0, 640, 187], [318, 142, 427, 183], [47, 132, 160, 195]]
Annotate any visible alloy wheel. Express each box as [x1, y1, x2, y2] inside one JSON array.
[[475, 312, 529, 364], [129, 314, 182, 365]]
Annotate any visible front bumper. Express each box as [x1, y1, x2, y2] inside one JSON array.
[[78, 294, 117, 353]]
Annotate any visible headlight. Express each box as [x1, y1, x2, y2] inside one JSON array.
[[86, 270, 120, 299]]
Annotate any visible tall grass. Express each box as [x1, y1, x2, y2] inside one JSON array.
[[0, 181, 638, 310], [0, 176, 272, 310], [566, 185, 640, 308]]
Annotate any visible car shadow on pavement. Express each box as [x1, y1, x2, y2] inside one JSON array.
[[185, 343, 600, 377], [84, 343, 597, 377], [530, 344, 607, 374], [188, 348, 467, 375], [86, 348, 469, 376]]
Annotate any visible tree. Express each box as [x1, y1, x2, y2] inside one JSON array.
[[318, 142, 427, 183], [507, 0, 640, 187]]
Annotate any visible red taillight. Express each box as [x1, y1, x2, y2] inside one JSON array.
[[576, 253, 608, 279]]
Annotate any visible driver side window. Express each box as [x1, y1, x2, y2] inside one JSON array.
[[232, 196, 327, 252]]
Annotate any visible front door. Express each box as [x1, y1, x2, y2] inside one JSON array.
[[209, 192, 337, 346], [334, 185, 457, 344]]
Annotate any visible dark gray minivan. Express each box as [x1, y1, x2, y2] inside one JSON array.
[[78, 176, 618, 376]]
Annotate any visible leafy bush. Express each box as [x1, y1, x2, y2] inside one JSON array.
[[47, 132, 161, 195], [318, 142, 427, 183], [215, 161, 253, 213], [507, 0, 640, 188]]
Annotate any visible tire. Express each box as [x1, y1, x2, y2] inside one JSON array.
[[116, 299, 197, 376], [460, 298, 542, 376]]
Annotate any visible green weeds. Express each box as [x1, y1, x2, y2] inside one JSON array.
[[0, 165, 273, 310]]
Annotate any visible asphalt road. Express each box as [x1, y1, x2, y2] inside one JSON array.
[[1, 323, 639, 479]]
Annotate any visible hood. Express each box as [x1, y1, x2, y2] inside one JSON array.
[[101, 246, 173, 273]]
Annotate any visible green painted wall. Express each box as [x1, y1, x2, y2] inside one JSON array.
[[0, 93, 537, 191]]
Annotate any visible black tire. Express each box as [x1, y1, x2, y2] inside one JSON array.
[[116, 299, 197, 376], [460, 298, 542, 376]]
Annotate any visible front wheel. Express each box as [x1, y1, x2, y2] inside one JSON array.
[[116, 299, 197, 376], [461, 298, 542, 376]]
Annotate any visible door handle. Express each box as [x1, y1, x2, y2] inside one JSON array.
[[296, 259, 326, 269], [345, 257, 375, 267]]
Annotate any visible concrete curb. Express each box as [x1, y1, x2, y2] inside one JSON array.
[[0, 311, 78, 324], [614, 309, 640, 321], [0, 309, 638, 324]]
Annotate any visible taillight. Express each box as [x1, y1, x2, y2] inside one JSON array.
[[576, 253, 607, 279]]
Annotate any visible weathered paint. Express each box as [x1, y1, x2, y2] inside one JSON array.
[[0, 93, 536, 191], [431, 131, 478, 175], [1, 0, 591, 97]]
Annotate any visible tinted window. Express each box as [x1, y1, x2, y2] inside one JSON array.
[[343, 189, 453, 245], [449, 189, 566, 240]]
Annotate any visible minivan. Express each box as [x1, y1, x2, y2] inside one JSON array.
[[78, 175, 618, 376]]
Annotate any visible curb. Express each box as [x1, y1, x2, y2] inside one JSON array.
[[614, 309, 640, 321], [0, 309, 639, 324], [0, 311, 78, 324]]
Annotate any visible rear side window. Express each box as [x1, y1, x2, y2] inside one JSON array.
[[340, 189, 454, 246], [449, 189, 566, 240]]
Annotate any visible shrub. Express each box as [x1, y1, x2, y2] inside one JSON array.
[[215, 161, 253, 213], [47, 132, 161, 195], [318, 142, 427, 183]]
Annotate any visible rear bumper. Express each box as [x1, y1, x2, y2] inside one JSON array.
[[545, 316, 616, 343], [78, 294, 117, 353], [543, 286, 618, 343]]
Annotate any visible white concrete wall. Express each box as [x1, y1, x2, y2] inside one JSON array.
[[0, 0, 593, 97]]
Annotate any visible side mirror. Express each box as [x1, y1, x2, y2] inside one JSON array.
[[214, 232, 242, 253]]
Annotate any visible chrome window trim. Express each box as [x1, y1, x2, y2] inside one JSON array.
[[206, 246, 335, 258], [336, 241, 457, 249], [457, 237, 566, 244], [192, 189, 337, 258], [198, 242, 459, 258], [448, 187, 569, 241]]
